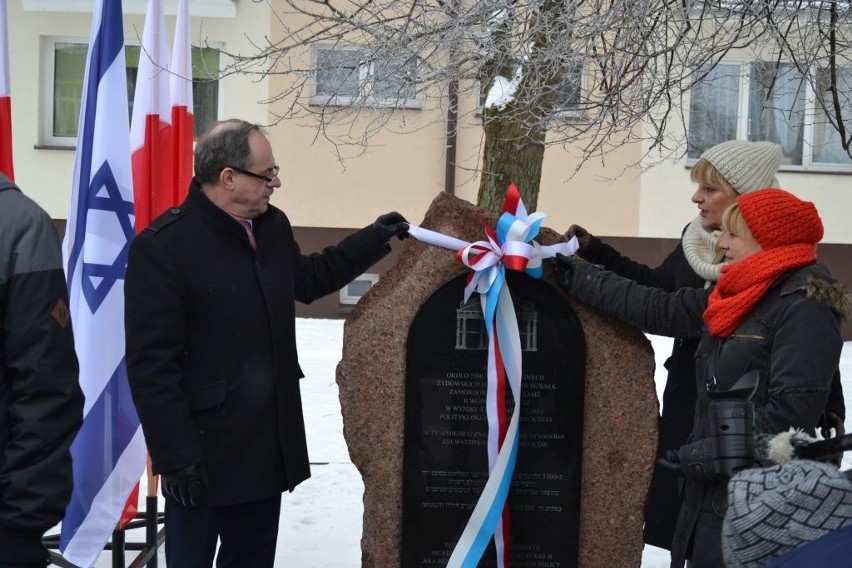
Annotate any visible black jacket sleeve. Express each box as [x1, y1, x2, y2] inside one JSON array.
[[580, 227, 693, 292], [566, 260, 708, 338], [293, 225, 390, 304], [0, 187, 83, 563], [753, 297, 840, 435], [824, 370, 846, 422]]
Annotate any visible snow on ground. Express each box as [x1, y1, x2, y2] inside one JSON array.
[[88, 319, 852, 567]]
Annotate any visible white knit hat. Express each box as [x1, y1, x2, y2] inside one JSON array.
[[700, 140, 783, 195], [722, 460, 852, 567]]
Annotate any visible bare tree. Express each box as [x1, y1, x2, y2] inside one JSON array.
[[218, 1, 851, 213]]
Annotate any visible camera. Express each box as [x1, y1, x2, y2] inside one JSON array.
[[706, 370, 760, 478], [661, 370, 759, 481]]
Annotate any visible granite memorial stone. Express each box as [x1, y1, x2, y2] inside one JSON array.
[[337, 193, 657, 567]]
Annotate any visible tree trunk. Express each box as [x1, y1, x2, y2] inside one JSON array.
[[475, 0, 568, 216], [477, 114, 547, 215]]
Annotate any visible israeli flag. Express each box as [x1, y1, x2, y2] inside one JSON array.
[[60, 0, 147, 566]]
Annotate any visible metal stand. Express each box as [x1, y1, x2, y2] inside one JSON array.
[[43, 496, 164, 568]]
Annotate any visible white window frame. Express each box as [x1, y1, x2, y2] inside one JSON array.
[[339, 273, 380, 306], [41, 36, 88, 147], [24, 0, 237, 18], [310, 46, 421, 109], [687, 59, 852, 173], [40, 36, 225, 148], [553, 59, 587, 118]]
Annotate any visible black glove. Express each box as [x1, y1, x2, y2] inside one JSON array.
[[552, 253, 577, 290], [657, 437, 718, 480], [565, 224, 591, 251], [373, 212, 410, 241], [161, 462, 209, 508]]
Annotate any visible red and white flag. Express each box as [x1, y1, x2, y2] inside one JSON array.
[[169, 0, 194, 199], [0, 0, 14, 180], [130, 0, 173, 232]]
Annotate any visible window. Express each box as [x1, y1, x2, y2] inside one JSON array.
[[688, 61, 852, 170], [554, 59, 585, 116], [339, 273, 379, 306], [42, 37, 220, 147], [311, 46, 420, 108]]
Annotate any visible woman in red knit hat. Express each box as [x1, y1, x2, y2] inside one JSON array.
[[554, 188, 851, 568], [561, 140, 844, 554]]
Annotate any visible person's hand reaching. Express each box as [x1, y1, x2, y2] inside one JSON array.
[[565, 224, 591, 251], [373, 212, 410, 242]]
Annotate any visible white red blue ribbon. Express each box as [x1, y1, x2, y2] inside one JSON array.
[[406, 184, 578, 567]]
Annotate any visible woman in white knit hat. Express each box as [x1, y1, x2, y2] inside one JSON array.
[[563, 139, 846, 556]]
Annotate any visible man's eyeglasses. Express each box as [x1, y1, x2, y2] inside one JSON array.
[[227, 165, 280, 185]]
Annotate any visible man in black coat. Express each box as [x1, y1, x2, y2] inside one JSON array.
[[0, 173, 83, 567], [124, 119, 408, 567]]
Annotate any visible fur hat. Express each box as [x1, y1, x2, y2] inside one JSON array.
[[700, 140, 783, 194], [738, 189, 824, 249], [723, 460, 852, 568]]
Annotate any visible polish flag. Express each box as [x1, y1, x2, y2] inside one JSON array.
[[169, 0, 194, 200], [130, 0, 173, 233], [0, 0, 14, 180]]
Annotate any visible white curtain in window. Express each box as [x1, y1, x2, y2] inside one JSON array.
[[814, 67, 852, 164], [687, 64, 739, 158], [748, 62, 805, 165]]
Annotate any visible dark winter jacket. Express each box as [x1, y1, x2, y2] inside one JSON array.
[[565, 259, 849, 567], [0, 175, 83, 564], [125, 181, 390, 507], [579, 235, 846, 551], [579, 234, 704, 549]]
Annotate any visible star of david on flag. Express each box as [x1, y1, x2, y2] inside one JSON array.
[[60, 0, 147, 566]]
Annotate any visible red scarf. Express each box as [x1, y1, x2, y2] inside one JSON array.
[[703, 244, 817, 338]]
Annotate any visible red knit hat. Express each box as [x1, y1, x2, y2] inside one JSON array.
[[737, 189, 823, 250]]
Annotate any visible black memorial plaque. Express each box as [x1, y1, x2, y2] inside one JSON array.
[[401, 272, 586, 567]]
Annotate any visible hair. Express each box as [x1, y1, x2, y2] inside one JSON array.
[[690, 158, 737, 197], [193, 119, 263, 185], [721, 203, 751, 240]]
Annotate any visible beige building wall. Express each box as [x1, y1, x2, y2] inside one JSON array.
[[6, 0, 850, 249], [7, 0, 269, 218], [641, 158, 852, 244], [263, 7, 644, 236]]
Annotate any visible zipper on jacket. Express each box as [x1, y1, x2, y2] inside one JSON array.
[[730, 333, 766, 341]]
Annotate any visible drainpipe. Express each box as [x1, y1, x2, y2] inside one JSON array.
[[444, 77, 458, 195], [444, 0, 457, 195]]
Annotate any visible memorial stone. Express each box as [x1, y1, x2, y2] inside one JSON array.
[[338, 193, 658, 567]]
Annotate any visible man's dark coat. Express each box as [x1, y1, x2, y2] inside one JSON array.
[[125, 182, 389, 507]]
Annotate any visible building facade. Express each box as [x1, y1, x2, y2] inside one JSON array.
[[6, 0, 850, 332]]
